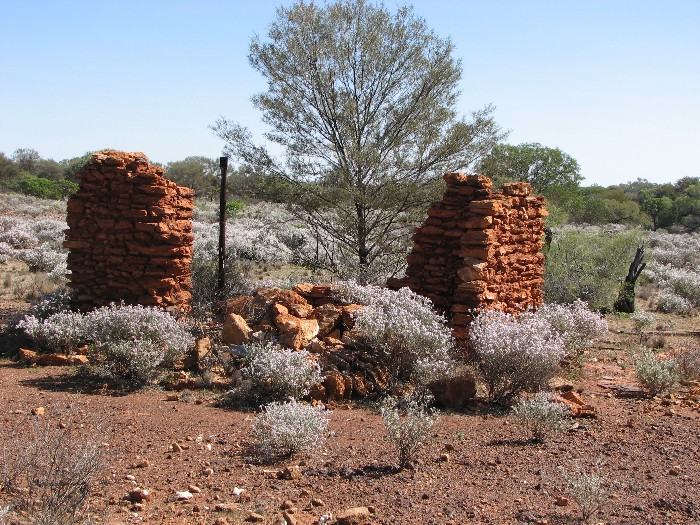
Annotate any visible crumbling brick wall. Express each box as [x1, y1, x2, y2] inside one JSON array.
[[387, 173, 547, 343], [64, 150, 195, 311]]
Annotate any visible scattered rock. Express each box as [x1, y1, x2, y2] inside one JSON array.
[[222, 313, 254, 345], [174, 490, 193, 501], [335, 506, 372, 525], [17, 348, 36, 364], [554, 495, 569, 506], [33, 353, 69, 366], [277, 465, 303, 480], [31, 407, 45, 416], [246, 511, 265, 522], [127, 488, 150, 503]]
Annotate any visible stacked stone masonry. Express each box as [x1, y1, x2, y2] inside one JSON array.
[[64, 150, 195, 311], [388, 173, 547, 344]]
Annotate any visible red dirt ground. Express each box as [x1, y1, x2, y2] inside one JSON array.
[[1, 312, 699, 525]]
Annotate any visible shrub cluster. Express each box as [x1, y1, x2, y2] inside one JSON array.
[[20, 303, 193, 388], [85, 304, 193, 387], [379, 392, 439, 470], [252, 399, 329, 460], [18, 311, 86, 354], [544, 226, 644, 310], [511, 392, 569, 442], [672, 346, 700, 382], [336, 281, 456, 385], [470, 310, 565, 401], [227, 342, 322, 406], [534, 299, 607, 357], [634, 348, 680, 396]]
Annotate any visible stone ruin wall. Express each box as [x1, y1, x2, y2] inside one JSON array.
[[64, 150, 195, 311], [388, 173, 547, 344]]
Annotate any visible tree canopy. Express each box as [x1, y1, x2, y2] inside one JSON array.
[[477, 142, 582, 195], [212, 0, 504, 280]]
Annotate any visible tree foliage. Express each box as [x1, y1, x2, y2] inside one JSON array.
[[477, 142, 582, 195], [212, 0, 504, 281], [165, 156, 220, 199]]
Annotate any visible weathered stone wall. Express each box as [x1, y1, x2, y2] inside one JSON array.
[[387, 173, 547, 343], [64, 150, 195, 311]]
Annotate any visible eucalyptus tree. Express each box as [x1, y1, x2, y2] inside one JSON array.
[[213, 0, 503, 281]]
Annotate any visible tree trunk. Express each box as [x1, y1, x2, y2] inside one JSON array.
[[614, 246, 646, 313], [356, 201, 370, 284]]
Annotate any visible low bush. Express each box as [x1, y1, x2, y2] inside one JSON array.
[[336, 281, 456, 385], [379, 392, 439, 470], [84, 304, 193, 387], [228, 342, 322, 406], [535, 299, 608, 357], [18, 311, 86, 353], [511, 392, 569, 442], [634, 349, 680, 396], [470, 310, 565, 401], [672, 346, 700, 382], [252, 399, 329, 460], [18, 246, 67, 274], [654, 291, 693, 314], [0, 402, 105, 525], [559, 460, 610, 525], [544, 227, 644, 310]]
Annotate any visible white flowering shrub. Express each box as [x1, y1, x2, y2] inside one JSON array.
[[33, 218, 67, 250], [18, 246, 67, 273], [18, 311, 86, 353], [0, 225, 37, 249], [252, 399, 329, 460], [470, 310, 565, 401], [379, 392, 439, 470], [0, 241, 12, 263], [30, 290, 75, 319], [649, 265, 700, 307], [634, 349, 680, 396], [534, 300, 608, 357], [647, 232, 700, 310], [85, 304, 194, 387], [336, 281, 456, 385], [559, 460, 610, 525], [237, 342, 322, 403], [0, 193, 66, 217], [654, 291, 693, 314], [511, 392, 569, 442]]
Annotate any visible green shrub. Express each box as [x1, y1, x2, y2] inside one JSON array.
[[559, 460, 610, 525], [544, 227, 645, 310]]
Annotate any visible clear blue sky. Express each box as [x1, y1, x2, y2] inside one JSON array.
[[1, 0, 698, 186]]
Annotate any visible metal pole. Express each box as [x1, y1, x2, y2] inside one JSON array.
[[217, 156, 228, 299]]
